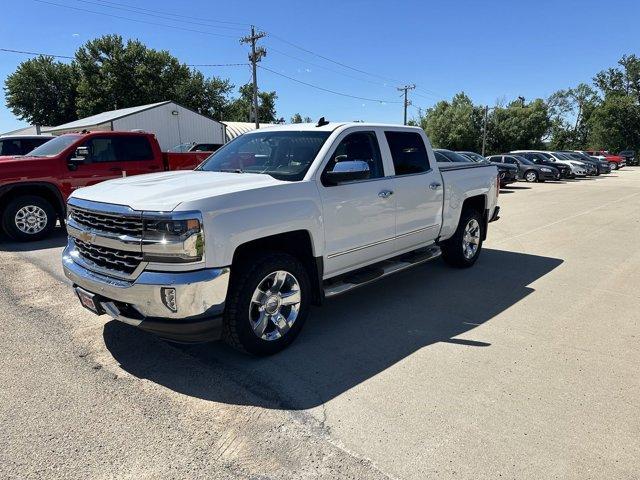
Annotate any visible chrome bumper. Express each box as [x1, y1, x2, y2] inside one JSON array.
[[63, 242, 230, 341]]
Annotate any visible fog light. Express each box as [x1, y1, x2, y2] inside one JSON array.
[[161, 287, 177, 312]]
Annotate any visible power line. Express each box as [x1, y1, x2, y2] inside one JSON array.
[[73, 0, 246, 31], [0, 46, 247, 67], [0, 48, 73, 59], [33, 0, 239, 39], [267, 45, 393, 89], [269, 33, 404, 85], [258, 65, 401, 104], [92, 0, 248, 26]]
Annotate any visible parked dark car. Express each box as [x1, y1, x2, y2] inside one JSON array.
[[557, 151, 602, 175], [458, 151, 518, 186], [434, 149, 473, 163], [619, 150, 637, 166], [0, 135, 54, 156], [516, 151, 572, 178], [487, 154, 561, 182]]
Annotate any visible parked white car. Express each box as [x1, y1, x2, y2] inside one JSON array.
[[511, 150, 587, 176], [62, 122, 500, 355]]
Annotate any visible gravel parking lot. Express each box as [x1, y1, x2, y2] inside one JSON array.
[[1, 169, 639, 479]]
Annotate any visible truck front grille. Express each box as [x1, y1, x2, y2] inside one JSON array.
[[74, 239, 142, 275], [69, 206, 143, 237]]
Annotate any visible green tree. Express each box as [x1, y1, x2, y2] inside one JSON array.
[[74, 34, 232, 119], [4, 55, 78, 126], [588, 95, 640, 152], [290, 113, 312, 123], [420, 92, 484, 151], [486, 98, 551, 154], [224, 83, 278, 123], [547, 83, 598, 149]]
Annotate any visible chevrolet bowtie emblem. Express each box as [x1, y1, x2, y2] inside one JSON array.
[[78, 231, 96, 243]]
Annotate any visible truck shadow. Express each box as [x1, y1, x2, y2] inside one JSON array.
[[0, 226, 67, 252], [103, 248, 563, 410]]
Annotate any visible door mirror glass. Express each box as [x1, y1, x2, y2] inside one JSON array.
[[323, 160, 370, 185]]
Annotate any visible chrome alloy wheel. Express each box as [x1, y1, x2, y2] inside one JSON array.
[[525, 171, 537, 182], [14, 205, 48, 234], [462, 218, 481, 260], [249, 270, 302, 341]]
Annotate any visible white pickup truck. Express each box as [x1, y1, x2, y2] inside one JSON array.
[[62, 122, 500, 355]]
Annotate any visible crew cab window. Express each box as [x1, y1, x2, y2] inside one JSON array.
[[504, 156, 518, 164], [324, 131, 384, 180], [82, 136, 153, 162], [385, 131, 430, 174], [0, 139, 21, 156]]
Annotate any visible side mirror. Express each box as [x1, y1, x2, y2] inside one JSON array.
[[68, 146, 89, 170], [323, 160, 370, 185]]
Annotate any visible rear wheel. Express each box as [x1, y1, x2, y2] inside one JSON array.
[[610, 162, 618, 170], [222, 253, 311, 355], [1, 195, 56, 242], [524, 170, 538, 183], [441, 209, 483, 268]]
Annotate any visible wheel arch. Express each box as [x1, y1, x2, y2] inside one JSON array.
[[0, 182, 65, 221], [230, 230, 323, 305], [461, 194, 488, 241]]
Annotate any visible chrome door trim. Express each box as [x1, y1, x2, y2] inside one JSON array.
[[395, 224, 439, 239], [326, 236, 395, 259]]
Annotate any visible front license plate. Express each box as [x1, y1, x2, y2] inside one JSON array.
[[75, 287, 103, 315]]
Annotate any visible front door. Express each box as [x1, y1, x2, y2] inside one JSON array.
[[318, 130, 396, 278]]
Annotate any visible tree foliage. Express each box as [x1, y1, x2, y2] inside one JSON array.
[[4, 34, 275, 126], [290, 113, 312, 124], [224, 83, 278, 123], [420, 93, 484, 151], [4, 56, 78, 126]]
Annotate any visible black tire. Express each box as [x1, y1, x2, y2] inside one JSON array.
[[440, 209, 484, 268], [1, 195, 56, 242], [524, 170, 538, 183], [609, 162, 618, 170], [222, 252, 311, 355]]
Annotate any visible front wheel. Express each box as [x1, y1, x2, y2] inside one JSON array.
[[222, 253, 311, 355], [440, 209, 483, 268], [1, 195, 56, 242], [524, 170, 538, 183]]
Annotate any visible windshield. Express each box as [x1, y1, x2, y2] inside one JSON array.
[[198, 130, 331, 181], [168, 142, 192, 153], [27, 135, 81, 157], [459, 151, 485, 162]]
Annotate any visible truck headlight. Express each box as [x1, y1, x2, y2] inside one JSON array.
[[142, 213, 204, 263]]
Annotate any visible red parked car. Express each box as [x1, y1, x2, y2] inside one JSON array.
[[585, 150, 626, 170], [0, 131, 212, 241]]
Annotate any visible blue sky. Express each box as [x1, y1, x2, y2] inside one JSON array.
[[1, 0, 638, 132]]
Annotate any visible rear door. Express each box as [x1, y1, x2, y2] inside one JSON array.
[[318, 128, 397, 277], [384, 130, 444, 252]]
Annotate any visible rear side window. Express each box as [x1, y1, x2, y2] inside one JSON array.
[[385, 131, 430, 175], [117, 136, 153, 161], [434, 151, 451, 162], [0, 139, 21, 155]]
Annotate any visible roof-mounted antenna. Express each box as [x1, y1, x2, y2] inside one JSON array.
[[316, 117, 329, 127]]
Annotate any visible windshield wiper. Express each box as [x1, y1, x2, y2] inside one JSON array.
[[218, 168, 244, 173]]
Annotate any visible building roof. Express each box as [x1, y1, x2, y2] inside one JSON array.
[[1, 125, 53, 136], [222, 121, 272, 141], [46, 101, 171, 133]]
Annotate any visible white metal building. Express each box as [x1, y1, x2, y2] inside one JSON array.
[[46, 101, 226, 151], [222, 121, 276, 142]]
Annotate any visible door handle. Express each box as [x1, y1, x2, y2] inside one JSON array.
[[378, 190, 394, 198], [429, 182, 442, 190]]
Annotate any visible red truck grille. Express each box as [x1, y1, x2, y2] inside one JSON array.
[[69, 206, 143, 237], [74, 239, 143, 275]]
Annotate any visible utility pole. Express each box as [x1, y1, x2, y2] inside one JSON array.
[[240, 25, 267, 129], [481, 105, 489, 157], [397, 84, 415, 125]]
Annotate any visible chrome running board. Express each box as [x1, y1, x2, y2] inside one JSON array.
[[323, 245, 442, 298]]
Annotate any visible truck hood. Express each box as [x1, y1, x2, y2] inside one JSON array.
[[71, 170, 285, 211]]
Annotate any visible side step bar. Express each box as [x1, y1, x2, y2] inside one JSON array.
[[323, 245, 442, 298]]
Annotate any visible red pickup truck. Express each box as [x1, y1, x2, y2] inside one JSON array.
[[0, 131, 211, 241], [585, 150, 626, 170]]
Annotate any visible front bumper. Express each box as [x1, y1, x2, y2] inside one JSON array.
[[63, 242, 230, 342], [499, 171, 517, 185], [539, 170, 561, 181]]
